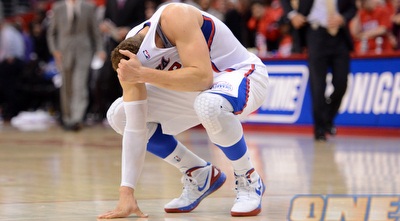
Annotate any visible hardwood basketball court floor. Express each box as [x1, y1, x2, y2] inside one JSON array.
[[1, 123, 399, 221]]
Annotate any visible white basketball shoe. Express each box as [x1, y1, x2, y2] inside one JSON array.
[[231, 168, 265, 216], [164, 163, 226, 213]]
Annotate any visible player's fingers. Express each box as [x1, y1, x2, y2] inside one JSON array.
[[133, 200, 148, 218], [99, 211, 126, 219], [119, 49, 136, 59], [117, 60, 124, 69], [97, 210, 113, 219], [117, 60, 128, 73], [116, 67, 122, 78], [116, 72, 124, 83], [134, 208, 148, 218]]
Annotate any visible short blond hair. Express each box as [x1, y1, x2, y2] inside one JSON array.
[[111, 34, 145, 71]]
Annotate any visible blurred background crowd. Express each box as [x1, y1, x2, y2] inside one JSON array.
[[0, 0, 400, 130]]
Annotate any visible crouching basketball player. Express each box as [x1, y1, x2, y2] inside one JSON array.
[[98, 3, 269, 219]]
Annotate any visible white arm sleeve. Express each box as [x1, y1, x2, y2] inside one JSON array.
[[120, 100, 148, 189]]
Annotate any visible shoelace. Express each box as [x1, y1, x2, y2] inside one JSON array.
[[180, 174, 199, 199], [235, 175, 252, 201], [235, 175, 263, 202]]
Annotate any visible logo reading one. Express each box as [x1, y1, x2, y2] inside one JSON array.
[[288, 195, 400, 221]]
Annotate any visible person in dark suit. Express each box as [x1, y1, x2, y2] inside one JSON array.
[[93, 0, 147, 122], [47, 0, 105, 131], [281, 0, 357, 141], [280, 0, 307, 53]]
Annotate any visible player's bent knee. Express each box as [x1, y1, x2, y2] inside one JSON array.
[[194, 93, 223, 118], [107, 97, 157, 139], [107, 97, 125, 135], [194, 93, 227, 134], [194, 92, 242, 145]]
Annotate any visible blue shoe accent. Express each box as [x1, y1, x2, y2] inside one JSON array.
[[164, 164, 226, 213], [231, 169, 266, 216], [255, 177, 265, 196], [198, 173, 210, 192], [178, 172, 226, 212]]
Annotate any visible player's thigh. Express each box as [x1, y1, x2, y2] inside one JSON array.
[[146, 84, 200, 135], [205, 65, 268, 118]]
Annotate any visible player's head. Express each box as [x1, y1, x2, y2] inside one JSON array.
[[111, 33, 145, 71]]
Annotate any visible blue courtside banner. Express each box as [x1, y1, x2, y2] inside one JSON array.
[[244, 57, 400, 128]]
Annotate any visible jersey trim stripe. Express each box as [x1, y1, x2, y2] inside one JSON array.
[[212, 65, 237, 73], [210, 65, 255, 115], [234, 65, 255, 114], [135, 22, 151, 35], [201, 15, 215, 50]]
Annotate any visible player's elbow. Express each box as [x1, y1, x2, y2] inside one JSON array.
[[199, 75, 213, 91], [195, 67, 213, 90]]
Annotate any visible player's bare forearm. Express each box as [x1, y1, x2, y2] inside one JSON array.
[[140, 66, 213, 92], [120, 83, 147, 102], [141, 4, 213, 91], [117, 49, 212, 92]]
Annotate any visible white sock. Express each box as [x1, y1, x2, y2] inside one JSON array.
[[120, 100, 148, 189], [163, 141, 207, 173]]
